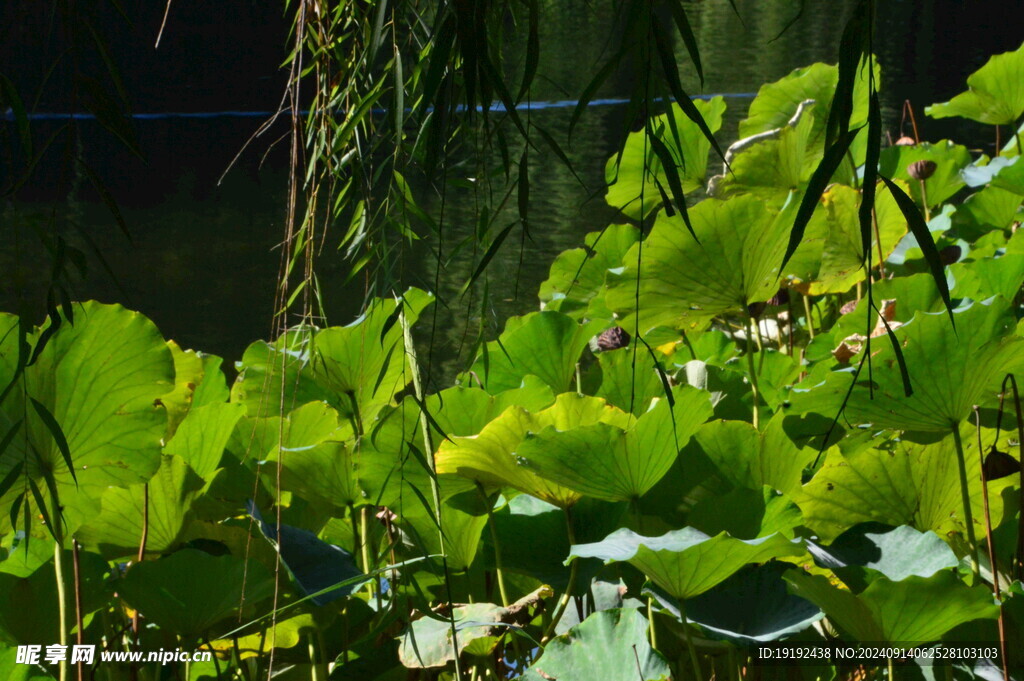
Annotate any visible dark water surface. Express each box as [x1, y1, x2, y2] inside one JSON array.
[[3, 0, 1022, 384]]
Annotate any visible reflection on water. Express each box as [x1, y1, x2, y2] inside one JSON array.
[[3, 0, 1021, 386]]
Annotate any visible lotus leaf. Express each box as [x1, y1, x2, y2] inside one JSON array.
[[567, 527, 805, 599], [926, 41, 1024, 125], [785, 570, 999, 645], [879, 140, 973, 209], [520, 609, 671, 681]]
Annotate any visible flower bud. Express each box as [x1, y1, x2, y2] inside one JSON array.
[[907, 159, 937, 180]]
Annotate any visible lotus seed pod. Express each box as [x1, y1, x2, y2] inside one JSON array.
[[747, 301, 766, 318], [767, 289, 790, 306], [983, 447, 1019, 481], [939, 244, 962, 265], [895, 135, 916, 146], [596, 326, 631, 351], [907, 159, 937, 180]]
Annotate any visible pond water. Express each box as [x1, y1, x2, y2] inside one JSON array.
[[3, 0, 1021, 386]]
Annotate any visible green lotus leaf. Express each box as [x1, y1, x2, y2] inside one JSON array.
[[0, 302, 175, 536], [0, 645, 53, 680], [539, 224, 640, 320], [951, 253, 1024, 301], [262, 401, 360, 511], [787, 299, 1020, 432], [466, 311, 604, 394], [605, 194, 799, 333], [739, 60, 878, 138], [398, 601, 517, 668], [400, 497, 489, 573], [793, 431, 1016, 544], [926, 41, 1024, 125], [594, 345, 667, 415], [207, 613, 315, 659], [359, 380, 554, 509], [605, 97, 726, 220], [515, 385, 712, 502], [74, 454, 206, 559], [118, 548, 273, 638], [436, 393, 629, 508], [953, 185, 1024, 240], [785, 570, 999, 645], [693, 414, 817, 497], [231, 288, 433, 421], [648, 562, 824, 644], [783, 182, 908, 294], [568, 527, 805, 599], [164, 402, 244, 480], [520, 609, 671, 681], [163, 341, 205, 439], [878, 140, 973, 209], [709, 100, 844, 199], [687, 487, 804, 540], [807, 523, 959, 593], [989, 155, 1024, 195]]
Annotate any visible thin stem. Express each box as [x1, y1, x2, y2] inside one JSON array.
[[802, 295, 815, 339], [54, 542, 69, 681], [541, 508, 578, 643], [72, 540, 84, 681], [951, 422, 980, 580], [677, 600, 702, 681], [307, 632, 324, 681], [872, 208, 887, 279], [744, 314, 761, 430], [976, 408, 1011, 681], [478, 484, 510, 607], [919, 179, 931, 222]]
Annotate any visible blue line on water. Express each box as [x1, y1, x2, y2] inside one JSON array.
[[2, 93, 756, 122]]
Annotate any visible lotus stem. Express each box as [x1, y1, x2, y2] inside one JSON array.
[[54, 541, 69, 681], [802, 295, 815, 339], [974, 408, 1011, 681], [888, 656, 894, 680], [478, 484, 510, 607], [307, 632, 325, 681], [72, 540, 84, 681], [676, 600, 702, 681], [401, 306, 466, 681], [919, 179, 931, 222], [872, 208, 887, 279], [743, 314, 761, 430], [951, 422, 980, 580], [997, 374, 1024, 580], [541, 508, 578, 643]]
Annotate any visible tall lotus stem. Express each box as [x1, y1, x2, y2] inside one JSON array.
[[802, 295, 815, 339], [951, 422, 980, 580], [477, 483, 510, 607], [400, 305, 465, 681], [541, 508, 577, 643], [743, 314, 761, 430], [975, 407, 1010, 681], [996, 374, 1024, 580], [677, 600, 702, 681], [54, 541, 68, 681], [72, 541, 84, 681]]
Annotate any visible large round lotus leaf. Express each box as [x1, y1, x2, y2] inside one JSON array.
[[399, 496, 489, 573], [520, 609, 671, 681], [0, 303, 174, 536], [118, 549, 273, 638], [783, 181, 909, 295], [539, 224, 640, 320], [787, 298, 1021, 432], [515, 385, 712, 502], [74, 454, 206, 559], [466, 311, 604, 394], [0, 645, 53, 680], [262, 401, 359, 511], [567, 527, 805, 599], [649, 562, 823, 644], [988, 154, 1024, 195], [687, 487, 803, 541], [739, 61, 878, 138], [231, 288, 432, 421], [878, 140, 973, 209], [709, 100, 848, 199], [807, 523, 959, 594], [359, 379, 553, 510], [605, 97, 726, 220], [399, 600, 525, 668], [793, 430, 1015, 544], [953, 185, 1024, 240], [605, 194, 799, 333], [785, 570, 999, 645], [926, 41, 1024, 125], [436, 393, 630, 508], [951, 253, 1024, 302], [693, 414, 817, 497]]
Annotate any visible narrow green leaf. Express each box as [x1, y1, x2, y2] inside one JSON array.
[[879, 174, 955, 328], [30, 397, 77, 485], [461, 221, 517, 295], [667, 0, 703, 86], [647, 133, 696, 240], [782, 126, 862, 270]]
